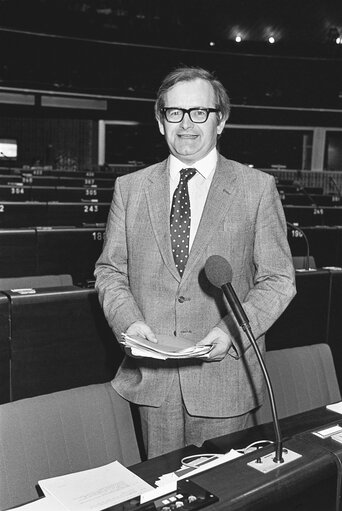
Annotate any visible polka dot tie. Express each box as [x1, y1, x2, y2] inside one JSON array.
[[170, 167, 197, 276]]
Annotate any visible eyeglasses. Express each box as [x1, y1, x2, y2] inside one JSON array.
[[161, 107, 219, 124]]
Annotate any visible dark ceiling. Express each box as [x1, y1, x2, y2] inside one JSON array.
[[0, 0, 342, 57]]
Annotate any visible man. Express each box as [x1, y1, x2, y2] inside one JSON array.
[[94, 66, 296, 459]]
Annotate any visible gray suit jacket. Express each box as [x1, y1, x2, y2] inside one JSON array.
[[95, 155, 296, 417]]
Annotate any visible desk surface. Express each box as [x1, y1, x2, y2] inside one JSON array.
[[129, 406, 342, 511]]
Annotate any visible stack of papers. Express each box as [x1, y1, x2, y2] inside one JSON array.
[[38, 461, 154, 511], [121, 334, 212, 360]]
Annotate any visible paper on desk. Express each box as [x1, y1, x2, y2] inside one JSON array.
[[6, 495, 66, 510], [327, 401, 342, 414], [38, 461, 154, 511]]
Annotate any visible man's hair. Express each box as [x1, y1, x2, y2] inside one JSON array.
[[155, 66, 230, 123]]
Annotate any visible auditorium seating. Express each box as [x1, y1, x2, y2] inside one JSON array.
[[248, 344, 341, 427], [0, 382, 141, 511], [6, 286, 122, 401], [0, 227, 106, 285]]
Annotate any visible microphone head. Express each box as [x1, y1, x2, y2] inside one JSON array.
[[205, 255, 233, 288]]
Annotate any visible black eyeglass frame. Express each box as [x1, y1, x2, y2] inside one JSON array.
[[160, 107, 219, 124]]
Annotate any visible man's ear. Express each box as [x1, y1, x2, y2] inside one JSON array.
[[157, 117, 165, 136], [217, 114, 227, 135]]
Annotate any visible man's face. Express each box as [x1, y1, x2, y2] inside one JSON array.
[[157, 78, 226, 165]]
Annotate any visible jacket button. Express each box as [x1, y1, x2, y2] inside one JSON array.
[[178, 296, 185, 303]]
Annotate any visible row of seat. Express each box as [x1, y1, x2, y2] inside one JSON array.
[[0, 269, 341, 406], [0, 184, 114, 202], [0, 225, 342, 286], [0, 174, 116, 187], [0, 201, 110, 228], [1, 343, 340, 510], [3, 184, 341, 207], [1, 200, 342, 228]]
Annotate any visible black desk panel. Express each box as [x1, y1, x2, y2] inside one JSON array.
[[287, 226, 342, 268], [283, 205, 327, 226], [36, 226, 105, 285], [266, 270, 331, 350], [0, 185, 31, 201], [8, 287, 123, 401], [0, 293, 10, 404], [0, 228, 37, 277], [56, 186, 113, 203], [46, 201, 110, 226], [0, 202, 48, 228], [281, 193, 335, 207], [30, 186, 57, 202]]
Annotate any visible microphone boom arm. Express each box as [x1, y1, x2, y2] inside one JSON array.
[[221, 283, 284, 463]]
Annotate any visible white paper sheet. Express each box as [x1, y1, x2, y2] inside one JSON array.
[[327, 401, 342, 414], [6, 496, 66, 510], [39, 461, 154, 511]]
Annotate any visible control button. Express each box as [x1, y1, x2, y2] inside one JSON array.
[[178, 296, 185, 303], [175, 502, 184, 508], [188, 495, 197, 503]]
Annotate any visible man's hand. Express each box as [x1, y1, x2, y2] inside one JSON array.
[[196, 326, 233, 362], [125, 320, 158, 343]]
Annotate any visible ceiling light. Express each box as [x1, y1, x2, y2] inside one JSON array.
[[268, 36, 275, 44], [235, 35, 242, 43]]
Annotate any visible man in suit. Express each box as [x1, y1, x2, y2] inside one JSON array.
[[94, 66, 296, 459]]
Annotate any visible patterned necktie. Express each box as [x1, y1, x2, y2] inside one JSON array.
[[170, 167, 197, 276]]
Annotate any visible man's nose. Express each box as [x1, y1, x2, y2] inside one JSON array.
[[180, 112, 193, 128]]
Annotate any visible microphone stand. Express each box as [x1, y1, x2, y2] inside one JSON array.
[[329, 176, 342, 203], [221, 283, 284, 463], [286, 221, 311, 271]]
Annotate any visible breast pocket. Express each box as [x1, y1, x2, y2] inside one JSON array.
[[207, 223, 254, 276]]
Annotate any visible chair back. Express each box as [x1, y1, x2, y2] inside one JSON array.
[[0, 274, 73, 290], [0, 382, 141, 510], [248, 343, 341, 427]]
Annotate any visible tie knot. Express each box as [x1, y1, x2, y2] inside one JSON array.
[[180, 167, 196, 183]]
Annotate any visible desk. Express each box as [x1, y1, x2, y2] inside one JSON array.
[[130, 407, 342, 511], [36, 226, 105, 285], [0, 228, 37, 277]]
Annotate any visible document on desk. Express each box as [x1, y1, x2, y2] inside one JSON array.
[[38, 461, 154, 511], [327, 401, 342, 414], [6, 495, 66, 510]]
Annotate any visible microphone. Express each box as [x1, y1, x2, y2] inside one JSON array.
[[293, 180, 317, 208], [205, 255, 284, 464], [286, 221, 313, 271], [329, 176, 342, 203]]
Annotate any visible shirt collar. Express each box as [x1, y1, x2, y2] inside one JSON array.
[[169, 147, 218, 180]]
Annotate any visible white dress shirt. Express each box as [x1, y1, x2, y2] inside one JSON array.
[[169, 147, 217, 250]]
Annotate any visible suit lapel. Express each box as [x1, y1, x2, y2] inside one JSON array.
[[183, 156, 238, 279], [144, 159, 181, 281]]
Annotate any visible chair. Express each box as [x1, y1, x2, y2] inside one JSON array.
[[0, 274, 73, 290], [248, 343, 341, 427], [0, 382, 141, 510]]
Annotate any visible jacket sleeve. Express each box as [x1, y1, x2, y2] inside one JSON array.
[[218, 175, 296, 358], [94, 178, 145, 340]]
